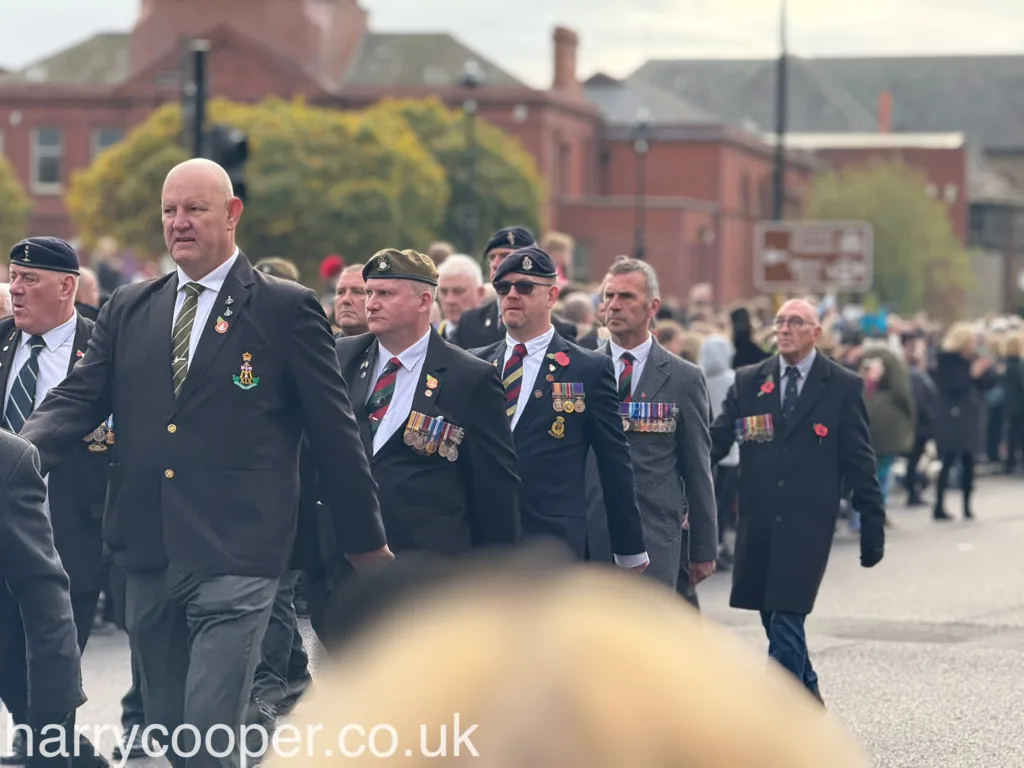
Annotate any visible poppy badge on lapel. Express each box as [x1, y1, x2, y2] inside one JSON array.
[[813, 423, 828, 443], [759, 375, 775, 397]]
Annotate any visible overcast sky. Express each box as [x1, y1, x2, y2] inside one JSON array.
[[1, 0, 1021, 87]]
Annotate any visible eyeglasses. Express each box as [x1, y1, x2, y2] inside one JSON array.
[[772, 316, 808, 330], [494, 279, 549, 296]]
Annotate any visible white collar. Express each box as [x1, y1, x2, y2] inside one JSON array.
[[175, 247, 240, 293], [609, 334, 654, 364], [22, 311, 78, 352], [781, 347, 817, 378], [506, 324, 555, 356], [379, 328, 432, 372]]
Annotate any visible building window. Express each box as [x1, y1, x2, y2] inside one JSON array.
[[92, 127, 124, 159], [32, 128, 63, 192]]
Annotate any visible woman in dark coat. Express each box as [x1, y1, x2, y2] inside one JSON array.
[[931, 323, 998, 520]]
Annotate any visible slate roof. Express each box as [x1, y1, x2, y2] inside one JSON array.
[[0, 32, 131, 84], [630, 55, 1024, 150], [341, 33, 524, 88], [0, 30, 525, 91], [582, 72, 719, 126]]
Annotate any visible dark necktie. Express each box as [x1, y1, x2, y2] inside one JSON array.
[[618, 352, 635, 403], [367, 357, 401, 436], [503, 343, 528, 420], [172, 282, 205, 398], [4, 335, 46, 434], [782, 366, 801, 419]]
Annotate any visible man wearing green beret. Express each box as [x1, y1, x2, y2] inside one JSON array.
[[329, 249, 520, 581]]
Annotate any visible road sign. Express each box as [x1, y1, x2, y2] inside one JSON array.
[[754, 221, 873, 293]]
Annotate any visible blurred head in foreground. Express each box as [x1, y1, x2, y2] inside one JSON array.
[[271, 544, 868, 768]]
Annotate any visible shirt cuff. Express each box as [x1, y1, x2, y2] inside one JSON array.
[[613, 552, 650, 569]]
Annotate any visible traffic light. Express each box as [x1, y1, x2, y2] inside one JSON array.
[[209, 124, 248, 202]]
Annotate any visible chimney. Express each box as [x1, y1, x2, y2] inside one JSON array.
[[878, 90, 892, 133], [553, 26, 580, 91]]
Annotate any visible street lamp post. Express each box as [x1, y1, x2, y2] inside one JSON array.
[[459, 60, 485, 254], [632, 108, 651, 260]]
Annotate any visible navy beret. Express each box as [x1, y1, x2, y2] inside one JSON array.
[[493, 246, 558, 283], [484, 226, 534, 255], [9, 237, 80, 275]]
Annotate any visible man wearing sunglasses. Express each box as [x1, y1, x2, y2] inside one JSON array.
[[474, 246, 646, 569], [451, 227, 578, 350]]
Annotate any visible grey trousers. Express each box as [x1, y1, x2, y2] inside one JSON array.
[[126, 567, 279, 768], [251, 570, 308, 709]]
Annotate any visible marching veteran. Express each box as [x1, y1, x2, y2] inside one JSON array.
[[473, 247, 646, 567], [335, 249, 521, 556]]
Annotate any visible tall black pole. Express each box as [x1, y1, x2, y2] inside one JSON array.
[[465, 102, 478, 254], [772, 0, 787, 220], [191, 41, 209, 159], [635, 152, 646, 260]]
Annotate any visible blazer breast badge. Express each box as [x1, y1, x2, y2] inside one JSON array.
[[233, 352, 260, 390]]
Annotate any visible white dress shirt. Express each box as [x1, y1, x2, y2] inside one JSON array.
[[172, 247, 239, 366], [368, 329, 432, 455], [609, 334, 654, 399], [4, 312, 79, 516], [502, 324, 555, 432], [780, 347, 817, 398]]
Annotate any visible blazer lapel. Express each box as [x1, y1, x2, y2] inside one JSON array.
[[0, 325, 20, 407], [513, 333, 568, 435], [174, 255, 256, 409], [633, 340, 671, 404], [147, 275, 179, 406], [350, 339, 379, 460], [781, 352, 831, 439], [67, 313, 91, 376]]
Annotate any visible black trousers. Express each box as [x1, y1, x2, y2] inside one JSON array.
[[903, 436, 929, 498], [0, 589, 100, 725]]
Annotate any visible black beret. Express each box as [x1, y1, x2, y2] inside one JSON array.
[[493, 246, 558, 283], [9, 237, 80, 275], [363, 248, 438, 286], [483, 226, 534, 255]]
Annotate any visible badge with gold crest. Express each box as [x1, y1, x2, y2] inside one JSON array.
[[83, 417, 114, 452]]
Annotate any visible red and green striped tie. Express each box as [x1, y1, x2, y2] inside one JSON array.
[[618, 352, 635, 403], [367, 357, 401, 436]]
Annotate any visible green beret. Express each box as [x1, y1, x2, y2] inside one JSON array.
[[362, 248, 438, 286], [254, 257, 300, 282]]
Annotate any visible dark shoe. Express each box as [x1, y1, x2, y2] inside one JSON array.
[[933, 507, 953, 521], [906, 494, 925, 507], [111, 729, 150, 762], [245, 698, 277, 757], [964, 507, 974, 520], [277, 675, 313, 716], [1, 732, 26, 765]]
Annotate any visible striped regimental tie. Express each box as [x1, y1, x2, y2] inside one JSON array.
[[618, 351, 635, 403], [367, 357, 401, 437], [171, 282, 205, 398], [3, 335, 46, 434], [502, 343, 528, 420]]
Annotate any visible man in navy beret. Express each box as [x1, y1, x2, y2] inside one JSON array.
[[472, 245, 647, 568], [0, 236, 110, 767], [450, 226, 578, 349]]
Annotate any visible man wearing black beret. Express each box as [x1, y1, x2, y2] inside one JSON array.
[[0, 236, 110, 767], [472, 246, 647, 567], [450, 226, 578, 349]]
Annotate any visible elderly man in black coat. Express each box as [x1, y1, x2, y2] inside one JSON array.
[[709, 299, 884, 706]]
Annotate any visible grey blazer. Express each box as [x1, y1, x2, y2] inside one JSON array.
[[585, 339, 718, 588], [0, 430, 85, 714]]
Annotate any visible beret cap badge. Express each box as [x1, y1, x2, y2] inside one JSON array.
[[378, 258, 389, 270], [522, 256, 533, 270], [507, 231, 515, 246]]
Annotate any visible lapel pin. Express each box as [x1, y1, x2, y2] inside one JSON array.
[[215, 318, 229, 334], [425, 390, 433, 397], [223, 309, 233, 317], [2, 346, 7, 352], [534, 389, 543, 398], [426, 374, 438, 390], [641, 393, 646, 399], [485, 318, 492, 327], [360, 372, 366, 378], [76, 350, 84, 358], [225, 296, 234, 305], [545, 374, 554, 382]]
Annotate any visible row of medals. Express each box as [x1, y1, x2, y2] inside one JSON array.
[[87, 425, 114, 451], [403, 428, 465, 461], [554, 396, 585, 414], [623, 417, 676, 433]]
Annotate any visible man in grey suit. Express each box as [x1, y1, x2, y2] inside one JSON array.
[[585, 259, 718, 593], [0, 430, 85, 767]]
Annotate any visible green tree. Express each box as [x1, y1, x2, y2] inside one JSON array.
[[365, 97, 547, 254], [803, 159, 971, 321], [0, 155, 32, 250], [66, 97, 449, 282]]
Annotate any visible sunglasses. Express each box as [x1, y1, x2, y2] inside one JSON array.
[[494, 279, 550, 296]]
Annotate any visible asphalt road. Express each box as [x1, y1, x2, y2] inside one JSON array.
[[3, 477, 1024, 767]]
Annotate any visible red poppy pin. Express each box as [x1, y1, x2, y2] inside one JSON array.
[[548, 351, 571, 367], [813, 423, 828, 443], [759, 374, 775, 397], [76, 350, 84, 358]]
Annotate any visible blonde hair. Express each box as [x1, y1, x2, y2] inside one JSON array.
[[1004, 333, 1024, 357], [271, 559, 867, 768], [941, 322, 975, 354], [540, 232, 574, 253]]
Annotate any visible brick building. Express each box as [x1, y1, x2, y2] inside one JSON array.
[[0, 0, 829, 302]]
